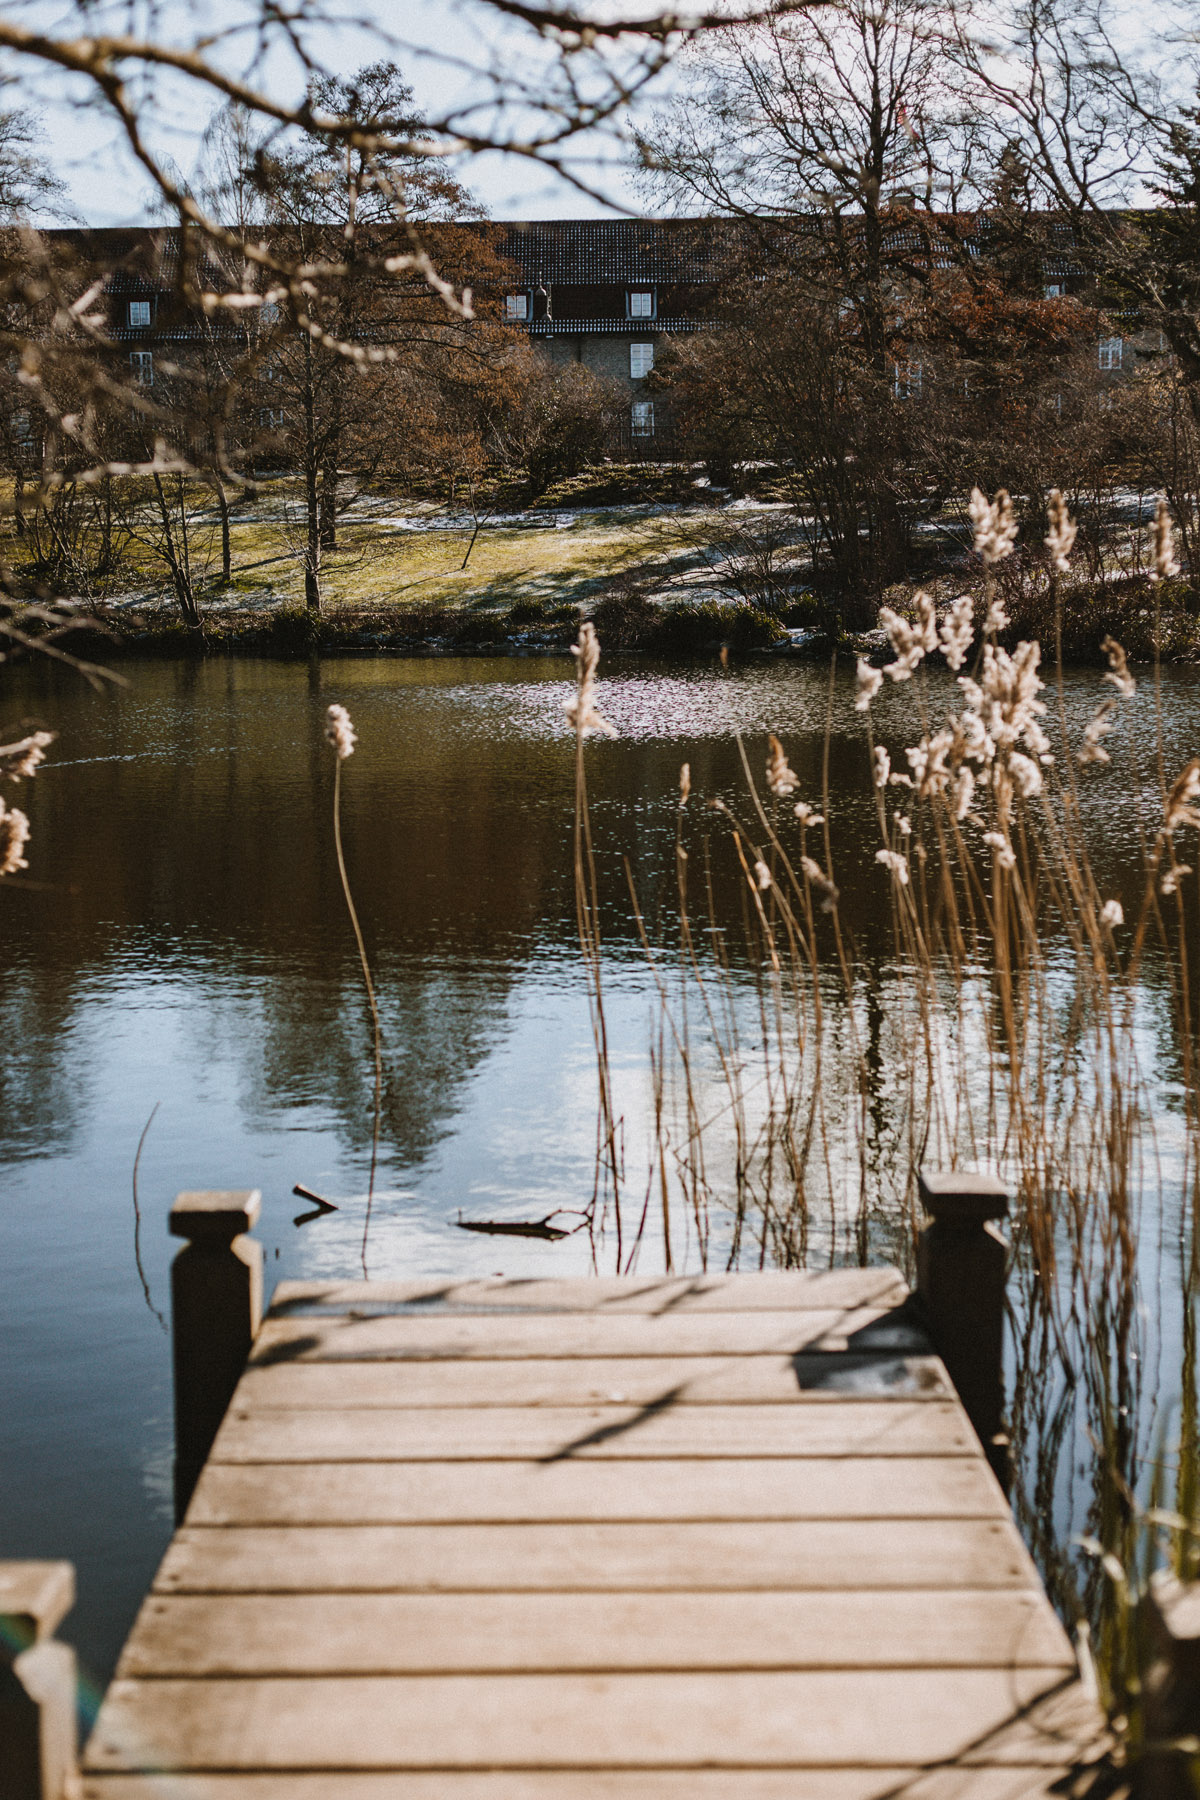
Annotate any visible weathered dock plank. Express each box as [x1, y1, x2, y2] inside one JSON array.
[[249, 1306, 920, 1360], [152, 1517, 1034, 1593], [209, 1397, 975, 1461], [79, 1772, 1097, 1800], [87, 1667, 1095, 1770], [116, 1588, 1073, 1676], [267, 1270, 911, 1312], [82, 1268, 1108, 1797], [187, 1452, 1009, 1523], [236, 1349, 952, 1406]]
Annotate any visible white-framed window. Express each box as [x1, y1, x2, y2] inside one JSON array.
[[130, 350, 154, 386], [259, 407, 286, 430], [893, 358, 923, 398], [128, 299, 151, 327], [259, 298, 280, 324], [10, 410, 32, 445], [628, 289, 655, 319], [630, 342, 655, 380], [1099, 335, 1123, 371], [505, 293, 528, 321], [631, 399, 655, 437], [1044, 283, 1064, 299]]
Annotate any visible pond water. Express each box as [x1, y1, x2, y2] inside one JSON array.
[[2, 650, 1199, 1702]]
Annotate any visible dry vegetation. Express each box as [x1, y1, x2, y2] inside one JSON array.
[[565, 489, 1200, 1767]]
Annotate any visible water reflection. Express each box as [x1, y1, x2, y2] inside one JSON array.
[[2, 650, 1200, 1692]]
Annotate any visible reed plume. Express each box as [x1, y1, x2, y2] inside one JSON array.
[[0, 728, 54, 878]]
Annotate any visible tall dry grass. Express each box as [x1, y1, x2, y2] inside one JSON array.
[[570, 490, 1200, 1761]]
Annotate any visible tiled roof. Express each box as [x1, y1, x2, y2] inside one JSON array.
[[491, 214, 1090, 285], [494, 219, 751, 284], [41, 213, 1095, 302]]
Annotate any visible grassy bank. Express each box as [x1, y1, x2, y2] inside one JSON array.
[[7, 468, 1200, 664]]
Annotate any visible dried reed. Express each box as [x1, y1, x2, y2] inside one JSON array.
[[324, 702, 384, 1275], [568, 492, 1200, 1759]]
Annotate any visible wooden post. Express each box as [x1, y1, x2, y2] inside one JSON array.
[[170, 1189, 262, 1523], [1138, 1570, 1200, 1799], [0, 1561, 79, 1800], [917, 1168, 1009, 1486]]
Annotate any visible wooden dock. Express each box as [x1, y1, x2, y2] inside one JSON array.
[[80, 1263, 1110, 1799]]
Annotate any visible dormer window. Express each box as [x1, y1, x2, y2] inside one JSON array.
[[128, 300, 151, 327], [505, 293, 529, 321], [893, 358, 923, 399], [628, 290, 655, 319]]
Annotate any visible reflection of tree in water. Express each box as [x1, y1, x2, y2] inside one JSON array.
[[0, 962, 88, 1160], [204, 960, 520, 1176], [0, 657, 592, 1170]]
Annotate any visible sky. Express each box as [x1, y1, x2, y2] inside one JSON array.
[[9, 0, 1188, 228], [13, 0, 660, 225]]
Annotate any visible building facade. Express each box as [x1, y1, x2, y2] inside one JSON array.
[[493, 219, 744, 448]]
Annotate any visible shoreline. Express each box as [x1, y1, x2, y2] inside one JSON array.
[[54, 599, 1200, 667], [63, 599, 828, 662]]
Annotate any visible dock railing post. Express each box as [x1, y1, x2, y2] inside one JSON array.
[[0, 1561, 79, 1800], [170, 1188, 262, 1523], [917, 1168, 1009, 1487], [1138, 1570, 1200, 1799]]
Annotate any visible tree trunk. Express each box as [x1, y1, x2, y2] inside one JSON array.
[[99, 475, 112, 571], [152, 473, 202, 630], [305, 458, 322, 612], [212, 476, 232, 583], [319, 459, 338, 551], [303, 338, 322, 612], [13, 473, 24, 536]]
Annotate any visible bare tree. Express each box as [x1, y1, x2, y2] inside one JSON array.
[[0, 91, 70, 223], [635, 0, 989, 606], [951, 1, 1200, 397]]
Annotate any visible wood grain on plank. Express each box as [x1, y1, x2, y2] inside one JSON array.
[[237, 1353, 951, 1409], [154, 1519, 1036, 1594], [268, 1271, 910, 1315], [81, 1771, 1104, 1800], [186, 1453, 1008, 1526], [116, 1588, 1073, 1678], [85, 1669, 1104, 1771], [209, 1400, 974, 1464], [249, 1309, 922, 1365]]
